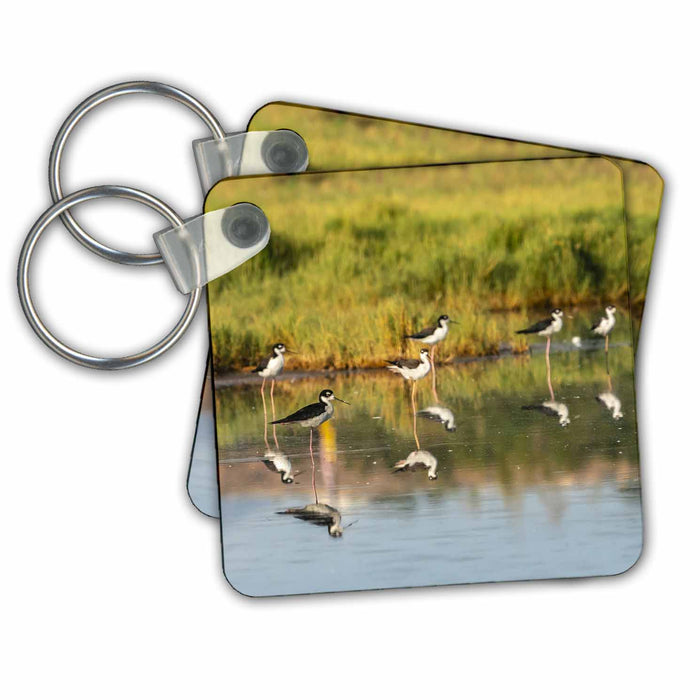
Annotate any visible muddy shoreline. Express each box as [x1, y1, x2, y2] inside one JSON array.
[[213, 338, 624, 387]]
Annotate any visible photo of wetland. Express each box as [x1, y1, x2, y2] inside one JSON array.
[[207, 157, 643, 596]]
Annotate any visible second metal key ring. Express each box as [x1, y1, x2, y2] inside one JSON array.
[[18, 186, 202, 370], [48, 80, 227, 266]]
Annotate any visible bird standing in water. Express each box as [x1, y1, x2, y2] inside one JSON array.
[[252, 342, 290, 399], [252, 342, 292, 447], [517, 309, 564, 400], [591, 305, 617, 355], [272, 389, 349, 498], [405, 314, 456, 400], [387, 348, 432, 447], [517, 309, 564, 345], [387, 348, 432, 383]]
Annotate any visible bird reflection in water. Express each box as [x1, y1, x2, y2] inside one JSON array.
[[261, 449, 301, 484], [417, 405, 456, 432], [277, 467, 353, 538], [277, 503, 345, 537], [522, 401, 571, 427], [596, 354, 623, 421], [392, 449, 439, 480], [596, 392, 623, 420]]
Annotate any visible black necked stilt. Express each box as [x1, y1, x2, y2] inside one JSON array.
[[272, 389, 349, 495], [522, 400, 571, 427], [387, 348, 432, 382], [406, 314, 456, 400], [277, 503, 344, 537], [387, 348, 432, 446], [417, 405, 456, 432], [591, 305, 617, 354], [252, 342, 293, 446], [393, 449, 438, 480], [261, 450, 299, 484], [252, 342, 290, 379], [272, 389, 348, 430], [517, 309, 564, 399], [406, 314, 455, 346], [517, 309, 564, 341], [252, 342, 292, 394]]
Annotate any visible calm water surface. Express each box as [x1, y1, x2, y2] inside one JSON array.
[[217, 333, 641, 596]]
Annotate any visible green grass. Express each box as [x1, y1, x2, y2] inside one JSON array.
[[249, 101, 583, 169], [207, 158, 631, 373], [249, 104, 663, 325]]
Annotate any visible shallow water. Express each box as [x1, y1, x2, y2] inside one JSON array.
[[217, 324, 641, 596]]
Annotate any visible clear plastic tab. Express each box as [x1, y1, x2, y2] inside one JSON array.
[[154, 203, 270, 293], [193, 130, 308, 193]]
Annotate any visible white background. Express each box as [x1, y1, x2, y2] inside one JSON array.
[[2, 2, 698, 697]]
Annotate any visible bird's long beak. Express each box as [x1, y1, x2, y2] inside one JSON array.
[[335, 397, 350, 405], [286, 349, 298, 354], [450, 320, 459, 324]]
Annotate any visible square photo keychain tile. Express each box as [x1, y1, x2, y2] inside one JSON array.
[[188, 104, 663, 519], [203, 157, 638, 596]]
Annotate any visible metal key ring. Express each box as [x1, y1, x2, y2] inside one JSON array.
[[49, 81, 226, 266], [18, 185, 201, 370]]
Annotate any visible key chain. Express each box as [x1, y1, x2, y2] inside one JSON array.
[[18, 81, 309, 369], [16, 80, 660, 597]]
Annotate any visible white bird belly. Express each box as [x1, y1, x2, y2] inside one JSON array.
[[393, 361, 431, 381], [301, 405, 333, 429], [594, 315, 615, 336], [413, 362, 432, 380], [259, 354, 284, 378], [539, 317, 562, 337], [425, 326, 448, 344]]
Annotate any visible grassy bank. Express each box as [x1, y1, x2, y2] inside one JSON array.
[[248, 104, 662, 314], [208, 159, 630, 373]]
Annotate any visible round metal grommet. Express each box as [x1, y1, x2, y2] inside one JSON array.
[[261, 130, 309, 173], [17, 185, 201, 370], [48, 81, 227, 266]]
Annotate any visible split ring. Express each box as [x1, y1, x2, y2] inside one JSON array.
[[18, 185, 201, 370], [48, 81, 226, 266]]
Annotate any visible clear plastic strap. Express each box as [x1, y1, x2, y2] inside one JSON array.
[[193, 130, 308, 193], [157, 130, 308, 292], [154, 203, 270, 293]]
